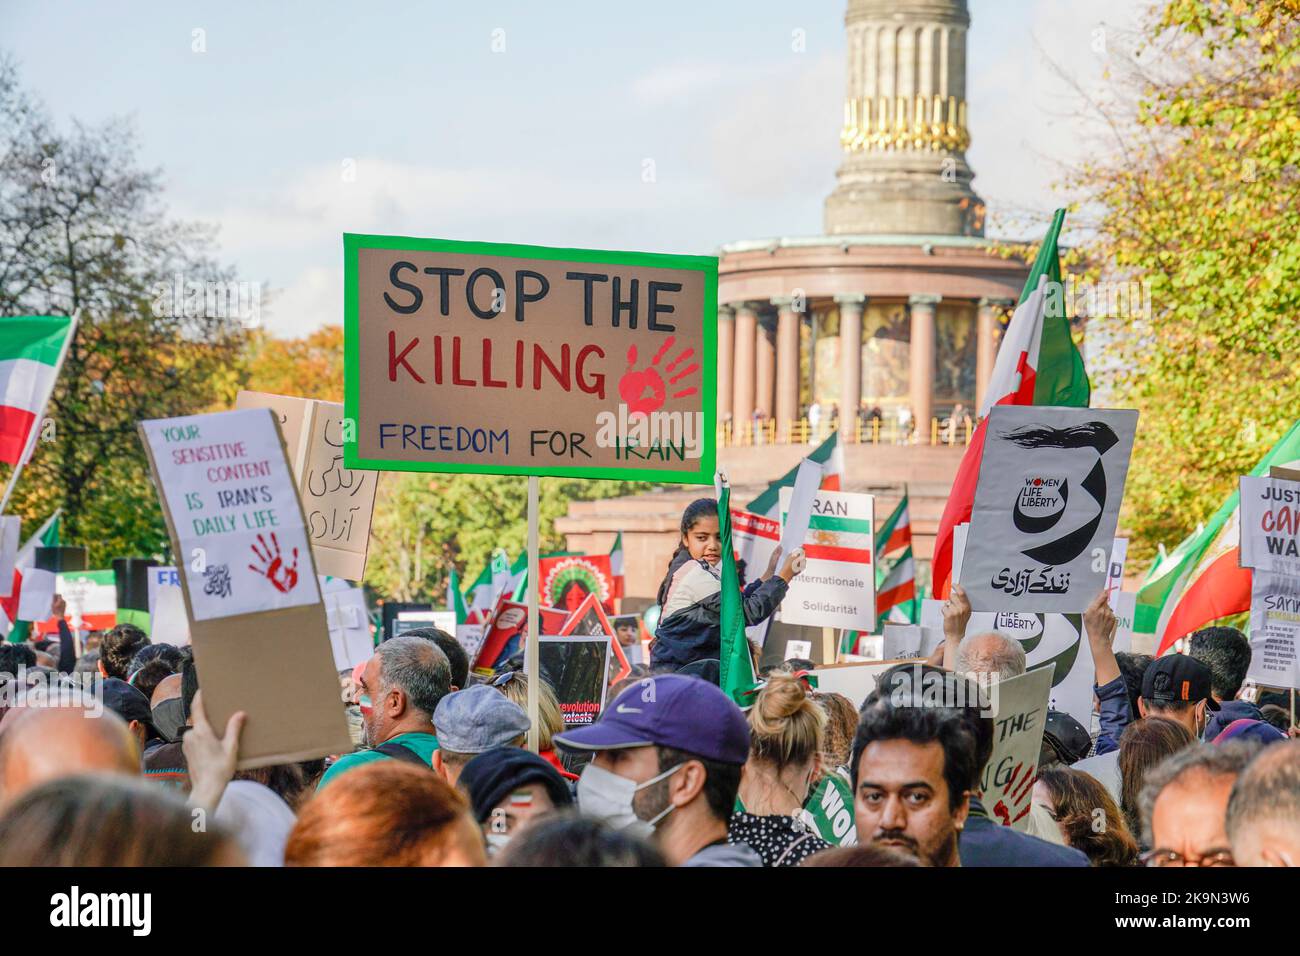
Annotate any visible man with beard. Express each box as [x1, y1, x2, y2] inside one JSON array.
[[555, 674, 760, 866], [853, 664, 1086, 866], [317, 637, 452, 789]]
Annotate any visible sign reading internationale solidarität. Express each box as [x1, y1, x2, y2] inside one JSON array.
[[778, 488, 875, 632], [140, 409, 320, 620], [344, 234, 717, 482], [1240, 475, 1300, 576], [964, 406, 1138, 614]]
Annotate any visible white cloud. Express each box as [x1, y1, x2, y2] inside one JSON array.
[[632, 63, 726, 107]]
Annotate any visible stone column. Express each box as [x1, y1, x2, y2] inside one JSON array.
[[773, 296, 801, 441], [755, 307, 777, 419], [976, 297, 1010, 411], [836, 294, 866, 440], [909, 294, 939, 443], [716, 305, 735, 431], [732, 302, 758, 433]]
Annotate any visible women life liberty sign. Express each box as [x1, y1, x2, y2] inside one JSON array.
[[344, 234, 717, 482]]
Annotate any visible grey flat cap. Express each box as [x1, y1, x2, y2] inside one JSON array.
[[433, 683, 531, 753]]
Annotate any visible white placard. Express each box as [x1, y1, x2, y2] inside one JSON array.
[[147, 566, 181, 618], [779, 488, 875, 632], [964, 406, 1138, 613], [323, 581, 373, 671], [1240, 476, 1300, 576], [978, 667, 1054, 832], [952, 523, 970, 585], [0, 517, 18, 598], [881, 623, 924, 660], [778, 459, 823, 556], [1247, 571, 1300, 689], [141, 409, 320, 621], [1107, 537, 1128, 608]]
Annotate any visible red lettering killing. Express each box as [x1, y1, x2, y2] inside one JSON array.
[[388, 331, 424, 383]]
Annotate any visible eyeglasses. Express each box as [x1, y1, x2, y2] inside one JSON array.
[[1140, 848, 1235, 868]]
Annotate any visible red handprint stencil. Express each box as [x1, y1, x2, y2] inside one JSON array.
[[248, 532, 300, 593], [991, 760, 1037, 827], [617, 336, 700, 416]]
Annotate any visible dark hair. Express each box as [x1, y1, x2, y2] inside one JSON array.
[[180, 658, 200, 722], [1115, 653, 1152, 720], [1036, 767, 1138, 867], [129, 642, 185, 678], [800, 844, 922, 867], [235, 762, 309, 809], [497, 811, 666, 867], [0, 643, 36, 677], [100, 623, 149, 680], [656, 745, 741, 823], [1119, 717, 1195, 844], [401, 627, 469, 690], [131, 658, 177, 703], [850, 664, 992, 811], [0, 775, 237, 866], [656, 497, 718, 606], [1188, 627, 1251, 700]]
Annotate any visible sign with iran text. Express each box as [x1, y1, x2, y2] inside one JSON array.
[[778, 488, 875, 632], [344, 234, 717, 482]]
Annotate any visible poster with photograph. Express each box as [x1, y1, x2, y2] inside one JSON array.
[[538, 635, 611, 726]]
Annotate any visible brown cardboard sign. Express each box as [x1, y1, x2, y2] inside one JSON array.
[[343, 235, 718, 483], [139, 408, 352, 768], [236, 391, 378, 581]]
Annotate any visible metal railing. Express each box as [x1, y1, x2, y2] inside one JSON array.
[[716, 416, 973, 448]]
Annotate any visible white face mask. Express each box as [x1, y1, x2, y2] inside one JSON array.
[[577, 761, 684, 838], [485, 832, 511, 856]]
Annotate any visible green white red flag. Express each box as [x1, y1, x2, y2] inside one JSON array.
[[0, 316, 76, 469], [875, 493, 917, 625], [932, 209, 1090, 598], [0, 510, 61, 641], [718, 475, 757, 705]]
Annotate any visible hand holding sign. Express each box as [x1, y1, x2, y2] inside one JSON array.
[[1083, 589, 1120, 686], [778, 547, 806, 582]]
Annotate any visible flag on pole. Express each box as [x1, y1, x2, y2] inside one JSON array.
[[932, 209, 1090, 598], [609, 531, 625, 600], [1136, 419, 1300, 654], [875, 492, 917, 625], [0, 317, 76, 467], [447, 568, 469, 626], [0, 510, 60, 641], [746, 432, 845, 519], [717, 476, 758, 705]]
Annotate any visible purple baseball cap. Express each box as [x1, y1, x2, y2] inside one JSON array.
[[1213, 718, 1287, 747], [554, 674, 750, 765]]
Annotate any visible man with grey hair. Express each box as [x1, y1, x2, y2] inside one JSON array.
[[954, 632, 1026, 681], [316, 636, 452, 789], [1138, 740, 1258, 866], [1226, 739, 1300, 866]]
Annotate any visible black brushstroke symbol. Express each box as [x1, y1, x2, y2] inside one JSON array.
[[1000, 421, 1118, 566], [1013, 479, 1069, 534]]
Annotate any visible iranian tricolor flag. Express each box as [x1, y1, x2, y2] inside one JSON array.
[[932, 209, 1090, 597], [746, 432, 845, 519], [0, 316, 77, 469], [717, 476, 757, 705], [447, 567, 469, 626], [875, 492, 917, 625], [0, 510, 61, 641], [1137, 419, 1300, 655], [609, 531, 625, 600]]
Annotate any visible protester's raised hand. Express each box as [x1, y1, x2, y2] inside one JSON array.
[[764, 546, 783, 580], [1083, 590, 1117, 648], [942, 584, 972, 643], [778, 547, 806, 582], [184, 690, 247, 813], [50, 593, 66, 620]]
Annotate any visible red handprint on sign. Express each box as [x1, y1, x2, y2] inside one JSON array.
[[617, 336, 700, 416], [248, 532, 300, 594], [991, 760, 1037, 827]]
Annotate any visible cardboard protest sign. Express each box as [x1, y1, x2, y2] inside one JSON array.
[[1240, 475, 1300, 576], [344, 234, 718, 483], [611, 613, 644, 666], [978, 667, 1053, 831], [806, 659, 908, 708], [139, 408, 351, 768], [538, 635, 611, 726], [471, 599, 569, 673], [731, 508, 780, 645], [57, 570, 116, 632], [558, 592, 632, 687], [964, 406, 1138, 613], [881, 623, 925, 660], [1247, 572, 1300, 688], [321, 577, 373, 672], [537, 553, 615, 614], [779, 488, 875, 632], [236, 391, 379, 581]]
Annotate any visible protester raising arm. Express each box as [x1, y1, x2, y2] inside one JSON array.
[[184, 690, 247, 816], [1084, 590, 1128, 755], [51, 594, 77, 675], [939, 584, 972, 672]]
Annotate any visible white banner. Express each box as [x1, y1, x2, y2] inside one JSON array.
[[779, 488, 875, 633], [1247, 571, 1300, 689], [1239, 476, 1300, 576]]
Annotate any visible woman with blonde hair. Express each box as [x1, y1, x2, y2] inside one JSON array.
[[492, 670, 578, 781], [729, 672, 831, 866]]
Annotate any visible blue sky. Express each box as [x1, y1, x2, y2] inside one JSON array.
[[3, 0, 1145, 336]]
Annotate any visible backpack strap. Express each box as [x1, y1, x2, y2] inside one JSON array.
[[372, 740, 432, 769]]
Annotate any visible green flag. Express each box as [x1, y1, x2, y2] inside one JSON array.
[[718, 476, 757, 705], [447, 568, 468, 626]]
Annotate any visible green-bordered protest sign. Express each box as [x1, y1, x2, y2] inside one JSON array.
[[343, 234, 717, 483]]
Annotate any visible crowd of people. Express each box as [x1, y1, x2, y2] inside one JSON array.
[[0, 498, 1297, 868]]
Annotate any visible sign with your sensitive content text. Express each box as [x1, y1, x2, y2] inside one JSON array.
[[344, 234, 717, 482]]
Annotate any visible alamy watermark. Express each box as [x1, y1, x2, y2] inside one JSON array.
[[151, 273, 262, 328]]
